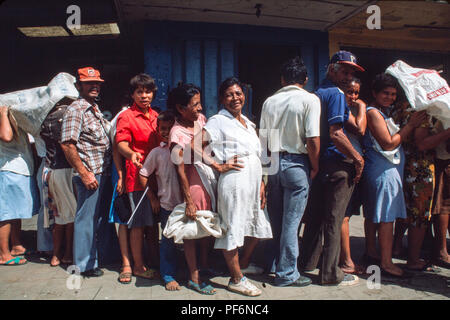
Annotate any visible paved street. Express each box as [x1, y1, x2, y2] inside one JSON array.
[[0, 213, 449, 301]]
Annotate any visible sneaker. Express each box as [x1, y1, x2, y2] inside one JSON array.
[[288, 276, 312, 287], [240, 263, 264, 275], [338, 273, 359, 286], [227, 276, 262, 296]]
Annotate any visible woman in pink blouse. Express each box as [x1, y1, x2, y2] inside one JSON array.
[[167, 84, 218, 295]]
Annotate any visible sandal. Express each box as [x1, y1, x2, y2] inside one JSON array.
[[187, 280, 216, 295], [133, 268, 159, 280], [118, 272, 132, 284], [1, 257, 27, 266], [340, 264, 366, 275]]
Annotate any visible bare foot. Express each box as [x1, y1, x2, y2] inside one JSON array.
[[381, 262, 404, 276], [165, 280, 181, 291], [50, 256, 60, 267], [406, 259, 427, 270]]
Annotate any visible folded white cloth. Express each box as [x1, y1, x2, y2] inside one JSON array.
[[194, 162, 218, 212], [162, 203, 226, 244]]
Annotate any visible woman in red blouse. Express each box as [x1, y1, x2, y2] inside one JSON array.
[[115, 74, 161, 281]]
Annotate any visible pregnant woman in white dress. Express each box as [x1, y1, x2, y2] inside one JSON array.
[[200, 77, 273, 296]]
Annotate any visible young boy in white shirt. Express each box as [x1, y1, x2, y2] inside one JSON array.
[[139, 111, 183, 291]]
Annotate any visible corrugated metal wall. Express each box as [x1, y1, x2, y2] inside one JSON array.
[[144, 21, 328, 120]]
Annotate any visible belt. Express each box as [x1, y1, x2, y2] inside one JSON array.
[[280, 151, 304, 156]]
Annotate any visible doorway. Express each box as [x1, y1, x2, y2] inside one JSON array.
[[238, 42, 302, 125]]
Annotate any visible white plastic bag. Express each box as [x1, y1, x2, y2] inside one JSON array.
[[386, 60, 450, 129], [162, 203, 226, 244], [0, 73, 79, 136]]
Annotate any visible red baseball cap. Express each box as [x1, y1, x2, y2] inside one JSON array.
[[77, 67, 104, 82]]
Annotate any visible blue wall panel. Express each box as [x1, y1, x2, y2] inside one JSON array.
[[203, 40, 219, 118], [144, 21, 329, 116], [144, 26, 171, 110], [171, 39, 184, 88], [301, 45, 315, 92], [219, 40, 236, 82], [185, 40, 202, 87]]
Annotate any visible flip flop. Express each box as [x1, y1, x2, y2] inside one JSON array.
[[118, 272, 132, 284], [187, 280, 216, 295], [340, 264, 366, 275], [1, 257, 27, 266], [133, 268, 159, 280]]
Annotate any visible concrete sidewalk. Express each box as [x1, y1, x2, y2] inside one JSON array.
[[0, 213, 449, 300]]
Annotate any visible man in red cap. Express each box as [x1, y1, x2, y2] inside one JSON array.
[[300, 51, 365, 286], [60, 67, 118, 277]]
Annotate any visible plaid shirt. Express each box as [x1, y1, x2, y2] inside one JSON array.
[[60, 98, 112, 175]]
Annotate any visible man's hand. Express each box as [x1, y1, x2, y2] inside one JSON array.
[[80, 171, 98, 190], [353, 156, 364, 184]]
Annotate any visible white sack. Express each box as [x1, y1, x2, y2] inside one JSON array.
[[162, 203, 226, 244], [386, 60, 450, 129], [0, 73, 79, 136]]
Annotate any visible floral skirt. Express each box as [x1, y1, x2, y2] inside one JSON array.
[[403, 160, 435, 226]]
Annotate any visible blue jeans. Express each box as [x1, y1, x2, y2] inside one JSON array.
[[37, 159, 53, 252], [73, 174, 120, 272], [266, 153, 311, 286], [159, 208, 178, 284]]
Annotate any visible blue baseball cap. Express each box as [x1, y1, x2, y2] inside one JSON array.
[[329, 50, 365, 72]]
